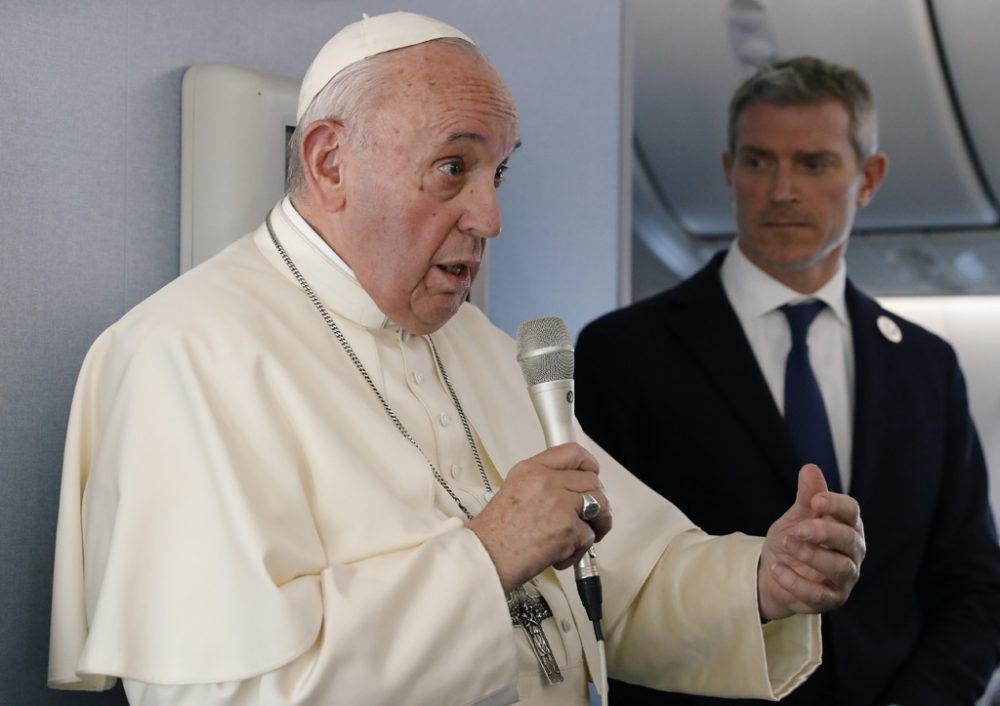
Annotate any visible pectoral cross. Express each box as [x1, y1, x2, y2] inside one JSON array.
[[508, 585, 564, 685]]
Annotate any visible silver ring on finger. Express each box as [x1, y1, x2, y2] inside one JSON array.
[[581, 491, 601, 521]]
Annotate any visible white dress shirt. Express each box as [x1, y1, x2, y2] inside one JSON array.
[[720, 241, 855, 492]]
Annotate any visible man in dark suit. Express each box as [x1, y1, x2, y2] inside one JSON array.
[[575, 56, 1000, 706]]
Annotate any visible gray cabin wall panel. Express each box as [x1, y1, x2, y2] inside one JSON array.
[[2, 3, 129, 701]]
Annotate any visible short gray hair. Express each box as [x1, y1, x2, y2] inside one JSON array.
[[285, 37, 481, 196], [727, 55, 878, 164]]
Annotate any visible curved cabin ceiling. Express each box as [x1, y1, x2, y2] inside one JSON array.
[[629, 0, 1000, 296]]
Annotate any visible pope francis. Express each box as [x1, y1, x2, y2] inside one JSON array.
[[48, 11, 866, 706]]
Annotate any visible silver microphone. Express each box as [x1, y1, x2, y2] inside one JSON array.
[[516, 316, 576, 447], [516, 316, 603, 636]]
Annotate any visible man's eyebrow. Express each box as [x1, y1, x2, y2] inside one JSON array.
[[737, 145, 841, 162], [795, 149, 841, 161], [737, 145, 772, 157], [446, 131, 487, 145], [445, 133, 523, 156]]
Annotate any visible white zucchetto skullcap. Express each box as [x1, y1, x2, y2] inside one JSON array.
[[297, 11, 474, 122]]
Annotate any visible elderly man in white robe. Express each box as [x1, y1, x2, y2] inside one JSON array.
[[48, 11, 866, 706]]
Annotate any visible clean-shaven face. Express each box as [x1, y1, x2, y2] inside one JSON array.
[[724, 99, 881, 291], [340, 42, 520, 334]]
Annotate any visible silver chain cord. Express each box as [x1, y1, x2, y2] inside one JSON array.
[[266, 214, 493, 520]]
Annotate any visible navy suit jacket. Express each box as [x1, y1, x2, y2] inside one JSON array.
[[575, 253, 1000, 706]]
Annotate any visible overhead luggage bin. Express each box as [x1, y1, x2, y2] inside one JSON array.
[[932, 0, 1000, 212]]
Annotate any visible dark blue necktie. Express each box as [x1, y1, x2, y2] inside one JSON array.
[[780, 301, 842, 493]]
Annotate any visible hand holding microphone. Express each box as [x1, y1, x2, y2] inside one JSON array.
[[466, 317, 610, 614], [515, 316, 606, 639], [468, 444, 607, 592]]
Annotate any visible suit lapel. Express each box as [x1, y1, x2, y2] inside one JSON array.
[[654, 264, 893, 502], [659, 253, 802, 495], [845, 282, 891, 503]]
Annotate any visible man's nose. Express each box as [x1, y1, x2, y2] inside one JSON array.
[[458, 180, 502, 239], [769, 163, 798, 203]]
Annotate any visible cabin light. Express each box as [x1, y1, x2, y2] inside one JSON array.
[[726, 0, 778, 70], [953, 251, 990, 283]]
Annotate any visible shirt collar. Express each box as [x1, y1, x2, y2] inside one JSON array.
[[720, 239, 849, 325], [259, 200, 394, 331], [281, 196, 357, 280]]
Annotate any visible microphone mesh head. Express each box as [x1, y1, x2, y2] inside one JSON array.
[[515, 316, 575, 386]]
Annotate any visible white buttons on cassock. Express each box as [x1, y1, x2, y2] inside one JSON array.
[[439, 411, 451, 426], [449, 463, 461, 479], [560, 619, 572, 633], [410, 371, 424, 385]]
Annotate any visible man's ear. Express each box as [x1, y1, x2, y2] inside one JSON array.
[[722, 151, 734, 193], [856, 152, 888, 208], [300, 120, 348, 212]]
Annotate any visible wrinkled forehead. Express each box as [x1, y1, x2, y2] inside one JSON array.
[[388, 43, 515, 110], [376, 43, 520, 144]]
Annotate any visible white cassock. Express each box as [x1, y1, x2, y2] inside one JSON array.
[[48, 201, 821, 705]]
